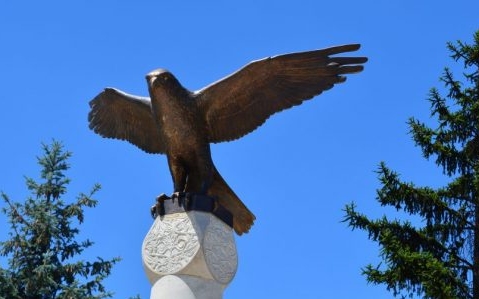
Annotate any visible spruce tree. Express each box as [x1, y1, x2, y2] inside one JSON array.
[[344, 31, 479, 298], [0, 141, 120, 299]]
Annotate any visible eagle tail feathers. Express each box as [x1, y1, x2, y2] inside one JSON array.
[[207, 166, 255, 235]]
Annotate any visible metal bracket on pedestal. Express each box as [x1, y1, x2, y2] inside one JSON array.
[[151, 193, 233, 228]]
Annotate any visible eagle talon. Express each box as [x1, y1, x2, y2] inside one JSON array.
[[150, 205, 157, 219], [151, 193, 170, 219], [171, 191, 186, 201], [156, 193, 170, 202]]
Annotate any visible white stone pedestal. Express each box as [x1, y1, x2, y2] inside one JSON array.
[[142, 209, 237, 299]]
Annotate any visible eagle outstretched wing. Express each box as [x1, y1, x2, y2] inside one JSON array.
[[195, 44, 367, 143], [88, 88, 166, 154]]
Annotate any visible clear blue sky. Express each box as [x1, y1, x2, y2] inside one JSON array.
[[1, 1, 478, 298]]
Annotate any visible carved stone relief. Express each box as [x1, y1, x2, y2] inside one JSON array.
[[143, 213, 200, 275], [204, 216, 237, 284]]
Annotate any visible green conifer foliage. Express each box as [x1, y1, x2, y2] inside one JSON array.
[[344, 31, 479, 298], [0, 141, 120, 299]]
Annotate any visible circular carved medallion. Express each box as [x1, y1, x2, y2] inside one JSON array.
[[204, 217, 237, 284], [143, 213, 200, 275]]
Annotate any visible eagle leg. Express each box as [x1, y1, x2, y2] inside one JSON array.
[[167, 156, 188, 193]]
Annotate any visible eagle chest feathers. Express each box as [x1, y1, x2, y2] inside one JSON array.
[[150, 81, 206, 147]]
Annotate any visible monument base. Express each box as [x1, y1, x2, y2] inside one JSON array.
[[143, 194, 237, 299]]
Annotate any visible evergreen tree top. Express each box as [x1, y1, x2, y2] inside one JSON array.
[[0, 141, 120, 299], [344, 30, 479, 299]]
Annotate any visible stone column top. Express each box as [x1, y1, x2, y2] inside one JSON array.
[[143, 207, 238, 299]]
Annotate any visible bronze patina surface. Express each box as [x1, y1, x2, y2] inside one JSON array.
[[88, 44, 367, 235]]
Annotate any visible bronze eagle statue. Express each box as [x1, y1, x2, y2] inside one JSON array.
[[88, 44, 367, 235]]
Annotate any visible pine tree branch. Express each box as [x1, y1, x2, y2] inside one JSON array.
[[1, 192, 31, 230]]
